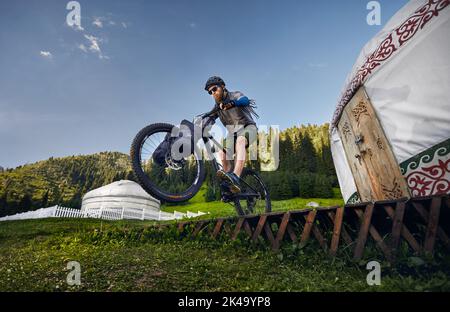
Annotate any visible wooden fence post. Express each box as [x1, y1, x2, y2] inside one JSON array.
[[424, 197, 442, 254], [329, 207, 345, 257], [353, 203, 374, 261]]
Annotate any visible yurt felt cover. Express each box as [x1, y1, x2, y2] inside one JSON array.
[[330, 0, 450, 203]]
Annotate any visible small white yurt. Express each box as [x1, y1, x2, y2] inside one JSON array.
[[330, 0, 449, 204], [81, 180, 161, 219]]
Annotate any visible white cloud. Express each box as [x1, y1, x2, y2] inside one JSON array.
[[39, 51, 53, 59], [83, 34, 108, 59], [93, 16, 119, 28], [65, 15, 116, 60], [93, 17, 103, 28], [189, 22, 197, 28], [121, 22, 128, 28], [84, 34, 101, 53], [78, 44, 87, 52]]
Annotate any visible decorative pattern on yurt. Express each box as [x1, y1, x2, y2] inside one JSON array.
[[330, 0, 450, 203]]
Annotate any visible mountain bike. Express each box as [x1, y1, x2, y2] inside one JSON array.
[[130, 107, 271, 216]]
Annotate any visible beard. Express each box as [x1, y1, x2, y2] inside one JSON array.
[[214, 89, 226, 104]]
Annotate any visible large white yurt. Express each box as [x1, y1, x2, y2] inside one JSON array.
[[81, 180, 161, 219], [330, 0, 449, 204]]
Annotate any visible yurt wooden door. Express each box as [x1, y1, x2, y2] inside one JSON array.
[[337, 87, 410, 202]]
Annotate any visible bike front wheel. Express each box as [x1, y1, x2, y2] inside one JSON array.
[[130, 123, 206, 203]]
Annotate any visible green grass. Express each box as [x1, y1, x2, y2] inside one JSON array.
[[161, 185, 345, 219], [0, 218, 449, 292]]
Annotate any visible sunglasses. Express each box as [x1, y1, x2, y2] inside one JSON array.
[[208, 86, 219, 95]]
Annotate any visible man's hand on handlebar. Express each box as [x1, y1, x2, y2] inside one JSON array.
[[219, 100, 235, 111]]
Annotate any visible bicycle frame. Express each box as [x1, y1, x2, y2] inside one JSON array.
[[196, 115, 261, 201]]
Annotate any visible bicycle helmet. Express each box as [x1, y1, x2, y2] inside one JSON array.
[[204, 76, 225, 91]]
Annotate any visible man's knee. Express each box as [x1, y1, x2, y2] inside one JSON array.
[[218, 149, 226, 160], [235, 136, 247, 161], [219, 149, 232, 163], [236, 135, 247, 148]]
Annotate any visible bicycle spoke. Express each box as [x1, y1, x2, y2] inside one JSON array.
[[143, 139, 157, 151], [141, 146, 151, 155], [137, 127, 202, 198]]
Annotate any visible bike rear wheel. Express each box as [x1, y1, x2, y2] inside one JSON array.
[[233, 168, 271, 216], [130, 123, 205, 203]]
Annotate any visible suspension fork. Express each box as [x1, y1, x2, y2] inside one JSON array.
[[202, 135, 225, 173]]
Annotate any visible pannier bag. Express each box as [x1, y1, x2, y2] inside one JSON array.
[[151, 120, 202, 165], [152, 132, 171, 166]]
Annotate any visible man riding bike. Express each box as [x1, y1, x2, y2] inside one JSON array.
[[204, 76, 259, 194]]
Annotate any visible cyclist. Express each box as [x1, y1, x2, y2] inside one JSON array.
[[204, 76, 259, 194]]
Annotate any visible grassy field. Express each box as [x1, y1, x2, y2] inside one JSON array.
[[1, 215, 449, 291], [160, 186, 345, 219]]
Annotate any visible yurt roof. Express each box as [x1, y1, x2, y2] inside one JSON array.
[[331, 0, 450, 130], [82, 180, 159, 202]]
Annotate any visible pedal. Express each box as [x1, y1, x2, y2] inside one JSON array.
[[217, 171, 241, 194]]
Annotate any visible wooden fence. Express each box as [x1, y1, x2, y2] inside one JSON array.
[[164, 194, 450, 262]]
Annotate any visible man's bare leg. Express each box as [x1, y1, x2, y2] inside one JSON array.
[[233, 136, 247, 177], [218, 149, 232, 172]]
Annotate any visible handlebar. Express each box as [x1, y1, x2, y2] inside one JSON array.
[[197, 106, 220, 119], [193, 106, 220, 129]]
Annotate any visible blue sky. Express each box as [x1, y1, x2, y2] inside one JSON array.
[[0, 0, 409, 169]]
